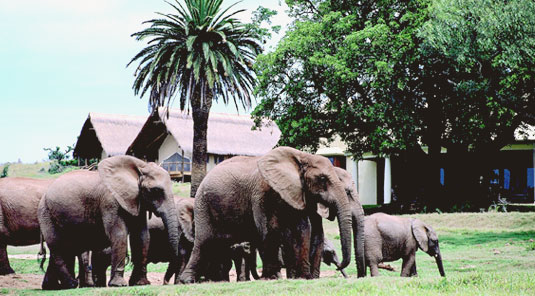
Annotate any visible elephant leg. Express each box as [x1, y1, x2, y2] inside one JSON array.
[[53, 252, 78, 289], [260, 231, 283, 279], [234, 255, 246, 282], [163, 261, 176, 285], [128, 215, 150, 286], [248, 248, 260, 280], [309, 214, 324, 279], [370, 262, 380, 277], [180, 222, 215, 284], [410, 260, 418, 277], [65, 255, 76, 280], [78, 251, 95, 287], [91, 249, 109, 287], [0, 243, 15, 275], [401, 254, 416, 277], [285, 215, 312, 279], [42, 253, 61, 290], [105, 219, 128, 287]]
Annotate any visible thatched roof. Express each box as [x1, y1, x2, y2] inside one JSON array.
[[128, 108, 281, 159], [74, 112, 147, 159]]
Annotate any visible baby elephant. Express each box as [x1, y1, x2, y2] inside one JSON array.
[[364, 213, 445, 277]]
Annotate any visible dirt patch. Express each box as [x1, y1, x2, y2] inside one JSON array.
[[0, 269, 342, 290]]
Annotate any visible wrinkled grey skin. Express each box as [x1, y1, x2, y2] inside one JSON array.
[[332, 167, 366, 277], [180, 147, 353, 283], [90, 197, 196, 286], [364, 213, 445, 277], [38, 156, 180, 290], [0, 177, 53, 275]]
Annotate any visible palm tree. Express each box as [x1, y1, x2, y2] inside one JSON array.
[[128, 0, 262, 197]]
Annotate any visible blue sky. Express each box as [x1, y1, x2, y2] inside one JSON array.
[[0, 0, 289, 163]]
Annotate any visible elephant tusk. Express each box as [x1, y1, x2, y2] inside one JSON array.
[[434, 254, 439, 258]]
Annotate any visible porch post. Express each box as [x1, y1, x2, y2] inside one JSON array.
[[181, 149, 185, 183], [349, 156, 358, 192], [384, 157, 392, 204]]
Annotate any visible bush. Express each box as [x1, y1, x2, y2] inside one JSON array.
[[0, 163, 9, 178], [43, 145, 75, 174]]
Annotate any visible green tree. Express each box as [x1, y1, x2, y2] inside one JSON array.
[[0, 163, 9, 178], [129, 0, 263, 197], [43, 146, 75, 174], [253, 0, 535, 209]]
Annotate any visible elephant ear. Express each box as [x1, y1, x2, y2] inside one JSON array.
[[257, 147, 305, 210], [411, 219, 429, 252], [98, 155, 146, 216], [178, 198, 195, 242]]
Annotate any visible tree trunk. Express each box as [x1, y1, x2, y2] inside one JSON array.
[[190, 92, 213, 198]]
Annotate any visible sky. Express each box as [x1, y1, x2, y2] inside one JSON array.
[[0, 0, 290, 163]]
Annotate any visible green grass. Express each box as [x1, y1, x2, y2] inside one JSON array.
[[172, 182, 191, 198], [5, 212, 535, 295]]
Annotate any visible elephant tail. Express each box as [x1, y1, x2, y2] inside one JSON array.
[[38, 232, 47, 272]]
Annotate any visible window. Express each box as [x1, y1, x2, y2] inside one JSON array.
[[327, 156, 346, 169], [215, 155, 226, 164]]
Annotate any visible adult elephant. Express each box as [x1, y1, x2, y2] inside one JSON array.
[[91, 196, 195, 287], [333, 167, 366, 277], [38, 156, 180, 290], [179, 147, 353, 283], [0, 177, 54, 275]]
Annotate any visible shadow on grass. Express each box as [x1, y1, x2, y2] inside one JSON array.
[[441, 230, 535, 247]]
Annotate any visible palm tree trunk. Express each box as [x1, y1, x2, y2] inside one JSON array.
[[190, 91, 212, 198]]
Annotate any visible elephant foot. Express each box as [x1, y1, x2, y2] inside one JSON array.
[[0, 266, 15, 275], [59, 278, 78, 290], [108, 275, 127, 287], [129, 276, 150, 286], [179, 273, 195, 284], [42, 278, 61, 290]]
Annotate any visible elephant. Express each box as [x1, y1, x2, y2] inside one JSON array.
[[38, 155, 180, 290], [179, 147, 354, 283], [364, 212, 445, 277], [0, 177, 54, 275], [91, 197, 195, 286], [321, 238, 348, 278], [230, 242, 260, 281], [315, 167, 366, 277]]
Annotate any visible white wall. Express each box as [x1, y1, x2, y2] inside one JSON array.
[[158, 135, 182, 164], [358, 160, 377, 205]]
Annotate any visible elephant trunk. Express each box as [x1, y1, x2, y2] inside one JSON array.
[[158, 201, 180, 267], [434, 251, 445, 277], [350, 197, 366, 277], [334, 198, 352, 270]]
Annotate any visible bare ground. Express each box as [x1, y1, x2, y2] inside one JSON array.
[[0, 269, 339, 290]]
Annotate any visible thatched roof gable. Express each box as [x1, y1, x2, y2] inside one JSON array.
[[128, 108, 280, 159], [74, 112, 147, 159]]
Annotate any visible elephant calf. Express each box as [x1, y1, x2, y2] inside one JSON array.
[[364, 213, 445, 277]]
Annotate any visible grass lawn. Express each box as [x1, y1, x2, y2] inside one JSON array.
[[3, 211, 534, 295]]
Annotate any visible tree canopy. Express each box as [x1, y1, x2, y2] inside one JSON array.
[[253, 0, 535, 158]]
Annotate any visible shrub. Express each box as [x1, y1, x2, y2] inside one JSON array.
[[0, 163, 9, 178]]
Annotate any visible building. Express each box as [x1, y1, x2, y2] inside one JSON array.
[[127, 108, 281, 179], [316, 137, 388, 205], [73, 113, 147, 164], [317, 124, 535, 205]]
